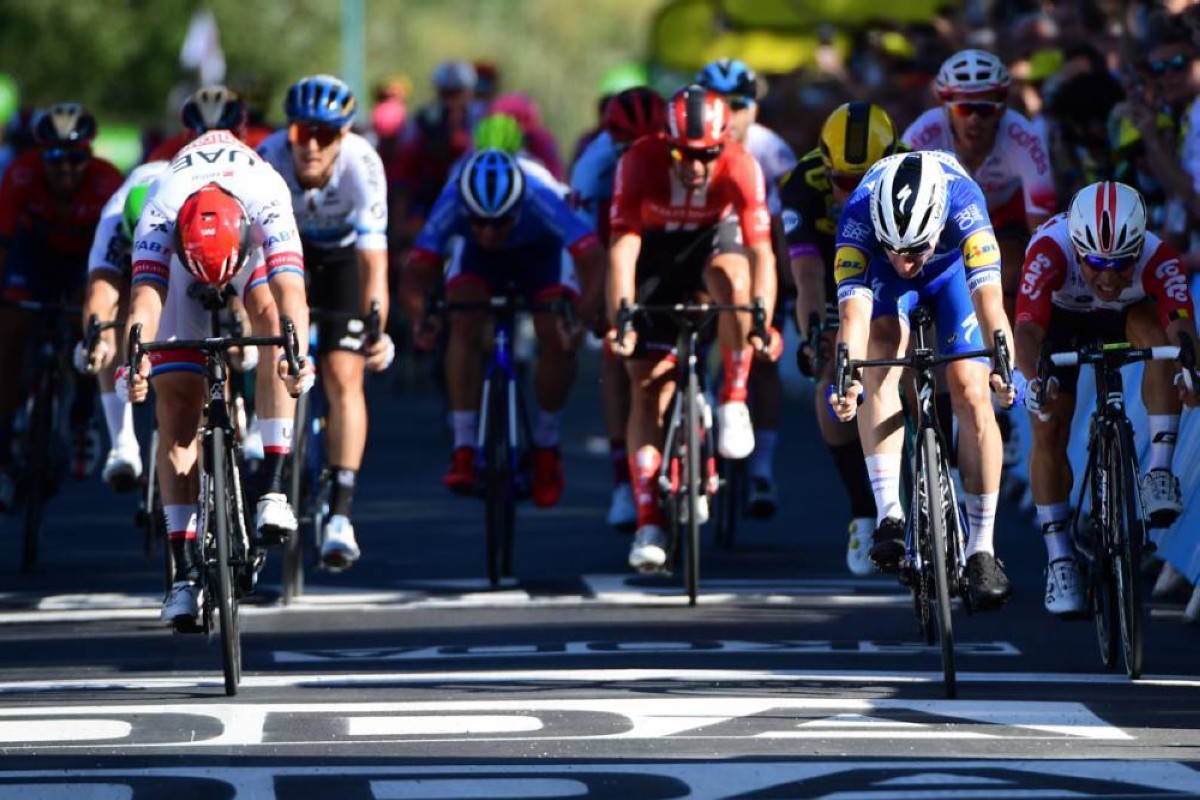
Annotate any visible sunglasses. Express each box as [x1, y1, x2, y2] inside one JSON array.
[[42, 148, 90, 166], [729, 97, 755, 112], [947, 101, 1005, 119], [1081, 253, 1136, 272], [883, 241, 934, 258], [288, 122, 342, 148], [468, 214, 516, 230], [670, 145, 723, 164], [827, 171, 863, 193], [1148, 53, 1190, 75]]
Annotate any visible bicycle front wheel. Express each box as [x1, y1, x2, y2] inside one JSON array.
[[210, 428, 242, 696], [684, 374, 701, 607], [921, 427, 956, 699], [1112, 423, 1144, 679], [283, 391, 309, 604], [483, 379, 515, 587], [20, 374, 54, 574]]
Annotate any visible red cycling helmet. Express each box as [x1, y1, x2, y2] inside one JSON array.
[[664, 84, 730, 150], [602, 87, 666, 145], [174, 183, 251, 287]]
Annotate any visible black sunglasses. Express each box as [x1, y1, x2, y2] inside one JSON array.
[[468, 214, 516, 230], [729, 96, 755, 112], [1148, 54, 1190, 75], [42, 148, 90, 166], [882, 241, 934, 258]]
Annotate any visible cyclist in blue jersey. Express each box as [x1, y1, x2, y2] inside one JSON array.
[[402, 149, 606, 507], [829, 150, 1017, 609]]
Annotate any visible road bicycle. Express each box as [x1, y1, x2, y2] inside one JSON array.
[[838, 304, 1011, 698], [129, 301, 302, 696], [1040, 336, 1195, 679], [284, 301, 380, 602], [429, 290, 574, 587], [616, 298, 768, 606]]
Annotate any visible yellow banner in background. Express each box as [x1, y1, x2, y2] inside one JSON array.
[[717, 0, 946, 29]]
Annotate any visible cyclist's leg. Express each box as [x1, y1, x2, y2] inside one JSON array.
[[443, 239, 491, 491], [705, 218, 756, 459], [626, 353, 676, 570], [601, 346, 635, 527], [1125, 300, 1184, 526], [87, 271, 141, 486]]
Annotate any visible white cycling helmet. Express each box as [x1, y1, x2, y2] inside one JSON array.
[[1067, 181, 1147, 262], [935, 49, 1011, 98], [870, 152, 949, 254]]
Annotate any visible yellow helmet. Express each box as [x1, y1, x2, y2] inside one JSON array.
[[819, 102, 899, 175]]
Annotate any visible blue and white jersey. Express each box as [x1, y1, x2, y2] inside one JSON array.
[[569, 130, 622, 230], [412, 163, 599, 262], [744, 123, 797, 214], [833, 150, 1001, 305], [257, 130, 388, 251]]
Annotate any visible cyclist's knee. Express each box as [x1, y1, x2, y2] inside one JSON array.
[[321, 352, 364, 398], [704, 255, 750, 299], [153, 377, 204, 446]]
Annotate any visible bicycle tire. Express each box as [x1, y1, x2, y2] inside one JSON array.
[[1089, 436, 1119, 670], [922, 427, 956, 699], [20, 372, 53, 575], [714, 457, 741, 550], [283, 392, 309, 604], [210, 428, 242, 696], [501, 382, 520, 578], [684, 373, 701, 606], [483, 378, 513, 587], [1113, 422, 1144, 679]]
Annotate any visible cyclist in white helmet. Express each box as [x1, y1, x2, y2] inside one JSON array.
[[830, 150, 1016, 609]]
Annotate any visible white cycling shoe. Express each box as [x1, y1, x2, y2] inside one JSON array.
[[717, 401, 755, 460], [321, 514, 361, 572], [606, 483, 637, 530], [1141, 469, 1183, 528], [628, 524, 668, 572], [1044, 558, 1085, 616], [161, 580, 203, 626], [256, 492, 298, 545], [846, 517, 876, 577], [102, 441, 143, 492]]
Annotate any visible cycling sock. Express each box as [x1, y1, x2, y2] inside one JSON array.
[[262, 452, 288, 495], [532, 408, 562, 448], [164, 504, 198, 584], [964, 492, 998, 557], [100, 392, 136, 448], [719, 345, 753, 404], [1147, 415, 1180, 472], [452, 411, 479, 449], [750, 429, 777, 480], [330, 466, 357, 517], [1036, 501, 1073, 562], [865, 453, 903, 524], [260, 418, 293, 456], [610, 439, 630, 485], [630, 446, 664, 528], [831, 441, 877, 518]]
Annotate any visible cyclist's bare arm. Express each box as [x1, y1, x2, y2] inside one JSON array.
[[356, 247, 390, 330], [791, 252, 825, 334], [574, 242, 608, 332], [81, 273, 125, 370], [1014, 319, 1046, 379], [750, 241, 777, 322]]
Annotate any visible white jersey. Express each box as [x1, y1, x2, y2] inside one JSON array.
[[902, 107, 1056, 220], [132, 130, 304, 290], [744, 122, 797, 214], [256, 130, 388, 251], [88, 160, 168, 275]]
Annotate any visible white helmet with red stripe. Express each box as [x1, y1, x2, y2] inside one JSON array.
[[1067, 181, 1147, 261], [935, 49, 1010, 98]]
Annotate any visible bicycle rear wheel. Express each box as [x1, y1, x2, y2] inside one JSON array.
[[714, 456, 742, 550], [210, 429, 242, 695], [921, 427, 956, 699], [1112, 424, 1144, 679], [20, 374, 53, 575], [483, 379, 515, 587], [283, 392, 309, 603], [684, 373, 701, 606]]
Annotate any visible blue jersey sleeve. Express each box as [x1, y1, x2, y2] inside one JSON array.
[[832, 184, 877, 301], [413, 177, 466, 256], [569, 134, 618, 229], [522, 176, 597, 248], [943, 173, 1002, 293]]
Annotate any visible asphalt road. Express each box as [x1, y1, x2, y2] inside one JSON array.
[[1, 347, 1198, 799]]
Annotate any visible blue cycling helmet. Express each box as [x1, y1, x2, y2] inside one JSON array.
[[458, 149, 525, 219], [695, 59, 757, 101], [284, 74, 356, 127]]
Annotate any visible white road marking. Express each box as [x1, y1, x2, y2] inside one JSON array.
[[348, 716, 544, 736], [0, 719, 131, 743]]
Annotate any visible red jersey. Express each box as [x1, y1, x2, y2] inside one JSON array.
[[145, 131, 192, 163], [1017, 213, 1193, 329], [609, 137, 771, 247], [0, 149, 123, 257]]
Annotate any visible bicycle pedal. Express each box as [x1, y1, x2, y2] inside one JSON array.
[[171, 617, 205, 635]]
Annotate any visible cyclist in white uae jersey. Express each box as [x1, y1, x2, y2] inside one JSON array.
[[123, 129, 313, 627], [79, 159, 168, 490], [257, 74, 392, 570]]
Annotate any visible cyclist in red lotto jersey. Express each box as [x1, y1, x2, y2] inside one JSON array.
[[607, 84, 781, 572], [0, 104, 124, 507]]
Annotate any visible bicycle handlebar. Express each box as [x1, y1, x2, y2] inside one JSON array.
[[1048, 342, 1185, 368], [127, 315, 302, 388], [311, 299, 382, 344], [614, 297, 769, 350], [835, 330, 1013, 401], [83, 314, 125, 359]]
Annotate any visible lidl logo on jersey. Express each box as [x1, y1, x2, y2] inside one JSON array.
[[963, 230, 1000, 269], [833, 246, 867, 284]]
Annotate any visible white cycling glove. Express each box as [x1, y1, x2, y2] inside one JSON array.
[[1023, 376, 1059, 422], [72, 341, 90, 375], [114, 364, 132, 402], [1175, 368, 1196, 394], [369, 333, 396, 372], [234, 342, 259, 373]]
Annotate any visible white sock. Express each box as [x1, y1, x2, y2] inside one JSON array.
[[452, 411, 479, 449], [965, 492, 998, 557], [1147, 415, 1180, 472], [163, 504, 197, 540], [1036, 501, 1073, 562], [259, 418, 294, 455], [101, 392, 136, 448], [750, 429, 777, 480], [865, 453, 903, 524], [533, 408, 562, 448]]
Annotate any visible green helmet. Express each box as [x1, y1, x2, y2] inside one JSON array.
[[473, 113, 524, 155], [598, 62, 648, 97], [121, 183, 151, 242]]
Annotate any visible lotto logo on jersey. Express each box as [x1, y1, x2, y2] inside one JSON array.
[[833, 246, 867, 284], [1155, 258, 1190, 304], [962, 230, 1000, 269]]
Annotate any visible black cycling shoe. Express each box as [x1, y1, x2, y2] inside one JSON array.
[[869, 517, 906, 572], [967, 552, 1012, 611]]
